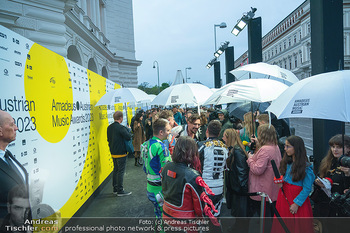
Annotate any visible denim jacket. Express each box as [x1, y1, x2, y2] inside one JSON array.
[[284, 163, 315, 207]]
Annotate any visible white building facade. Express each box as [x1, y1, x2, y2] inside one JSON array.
[[235, 0, 350, 80], [0, 0, 141, 87]]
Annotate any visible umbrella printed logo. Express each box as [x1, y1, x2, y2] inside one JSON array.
[[280, 72, 287, 80], [171, 95, 179, 103], [291, 99, 310, 114], [114, 96, 121, 103], [227, 89, 238, 97]]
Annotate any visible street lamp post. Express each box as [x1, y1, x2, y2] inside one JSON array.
[[153, 61, 160, 94], [231, 8, 262, 63], [185, 67, 191, 83], [214, 22, 227, 51]]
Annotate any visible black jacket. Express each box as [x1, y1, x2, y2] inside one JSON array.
[[107, 121, 132, 155], [225, 145, 249, 217], [226, 145, 249, 194], [313, 159, 350, 217], [161, 162, 205, 220]]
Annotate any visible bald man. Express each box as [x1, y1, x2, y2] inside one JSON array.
[[0, 110, 28, 219]]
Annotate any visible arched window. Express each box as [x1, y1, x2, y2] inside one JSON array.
[[102, 66, 108, 79], [88, 58, 98, 73], [67, 45, 82, 65]]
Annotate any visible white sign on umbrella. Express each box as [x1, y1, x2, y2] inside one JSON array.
[[203, 79, 289, 106], [266, 70, 350, 122], [151, 83, 213, 107], [230, 62, 299, 86], [95, 88, 150, 106]]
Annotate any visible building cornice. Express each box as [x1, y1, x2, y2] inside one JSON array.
[[262, 1, 309, 49]]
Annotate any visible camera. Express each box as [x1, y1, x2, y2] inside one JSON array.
[[250, 141, 256, 151], [330, 189, 350, 216], [339, 155, 350, 168], [250, 135, 256, 151]]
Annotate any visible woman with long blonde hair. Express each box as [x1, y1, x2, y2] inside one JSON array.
[[240, 112, 256, 152], [223, 128, 249, 222]]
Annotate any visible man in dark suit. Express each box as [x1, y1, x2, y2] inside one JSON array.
[[0, 110, 28, 219]]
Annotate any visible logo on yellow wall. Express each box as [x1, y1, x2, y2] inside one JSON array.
[[24, 43, 73, 143]]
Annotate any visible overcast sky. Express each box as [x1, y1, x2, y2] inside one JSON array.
[[132, 0, 306, 88]]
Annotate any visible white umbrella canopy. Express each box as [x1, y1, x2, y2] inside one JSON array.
[[128, 94, 156, 108], [151, 83, 213, 106], [203, 79, 289, 106], [95, 88, 150, 106], [230, 62, 299, 86], [266, 70, 350, 122]]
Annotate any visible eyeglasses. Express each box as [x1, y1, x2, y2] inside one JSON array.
[[284, 145, 293, 149]]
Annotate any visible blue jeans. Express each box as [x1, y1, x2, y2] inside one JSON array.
[[112, 157, 127, 192]]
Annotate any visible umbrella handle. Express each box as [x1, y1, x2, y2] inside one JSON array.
[[124, 103, 129, 126], [251, 102, 254, 136]]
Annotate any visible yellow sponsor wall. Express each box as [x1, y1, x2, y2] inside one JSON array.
[[0, 25, 133, 231]]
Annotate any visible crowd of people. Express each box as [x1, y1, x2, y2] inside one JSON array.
[[105, 105, 350, 233], [1, 106, 350, 233]]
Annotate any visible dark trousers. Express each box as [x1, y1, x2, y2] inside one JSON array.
[[208, 193, 223, 233], [112, 157, 127, 192]]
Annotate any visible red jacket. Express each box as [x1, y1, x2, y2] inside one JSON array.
[[161, 162, 204, 232]]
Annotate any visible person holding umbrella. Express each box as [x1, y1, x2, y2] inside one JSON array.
[[247, 124, 281, 233]]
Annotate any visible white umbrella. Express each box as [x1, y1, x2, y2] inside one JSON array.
[[266, 70, 350, 122], [203, 79, 289, 106], [230, 62, 299, 86], [128, 94, 156, 108], [95, 87, 150, 126], [151, 83, 213, 107], [95, 88, 150, 106]]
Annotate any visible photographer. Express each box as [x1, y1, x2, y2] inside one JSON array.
[[313, 134, 350, 217], [247, 124, 281, 233]]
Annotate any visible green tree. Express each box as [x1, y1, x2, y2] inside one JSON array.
[[138, 82, 171, 94]]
